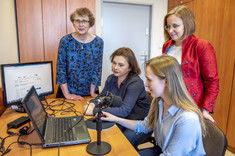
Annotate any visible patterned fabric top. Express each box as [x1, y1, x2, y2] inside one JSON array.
[[56, 34, 104, 96]]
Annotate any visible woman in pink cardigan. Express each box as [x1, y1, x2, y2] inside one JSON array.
[[162, 6, 219, 123]]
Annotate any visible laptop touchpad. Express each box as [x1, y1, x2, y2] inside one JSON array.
[[75, 126, 85, 134]]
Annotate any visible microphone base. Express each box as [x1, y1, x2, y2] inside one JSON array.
[[85, 118, 115, 130], [86, 141, 111, 155]]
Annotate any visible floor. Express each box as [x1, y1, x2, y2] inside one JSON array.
[[138, 142, 235, 156]]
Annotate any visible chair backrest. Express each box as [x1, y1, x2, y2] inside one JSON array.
[[202, 119, 227, 156]]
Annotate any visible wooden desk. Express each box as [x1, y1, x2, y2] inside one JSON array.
[[0, 97, 139, 156]]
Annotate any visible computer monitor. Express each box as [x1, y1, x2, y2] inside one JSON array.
[[1, 61, 54, 108]]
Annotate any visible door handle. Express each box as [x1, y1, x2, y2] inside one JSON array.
[[140, 54, 148, 62]]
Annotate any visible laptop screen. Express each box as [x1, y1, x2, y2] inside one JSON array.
[[23, 86, 47, 136]]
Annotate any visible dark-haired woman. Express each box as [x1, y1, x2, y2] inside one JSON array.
[[84, 47, 151, 148]]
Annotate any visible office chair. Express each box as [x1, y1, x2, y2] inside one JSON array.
[[202, 119, 228, 156]]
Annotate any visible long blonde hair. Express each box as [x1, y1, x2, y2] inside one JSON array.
[[146, 55, 206, 137]]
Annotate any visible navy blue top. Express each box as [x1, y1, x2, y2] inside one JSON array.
[[56, 34, 103, 96], [93, 74, 150, 120]]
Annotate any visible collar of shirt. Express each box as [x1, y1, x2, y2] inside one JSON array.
[[159, 99, 180, 119], [112, 75, 129, 88]]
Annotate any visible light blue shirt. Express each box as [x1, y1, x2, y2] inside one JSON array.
[[135, 99, 206, 156]]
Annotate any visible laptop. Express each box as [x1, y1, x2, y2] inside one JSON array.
[[22, 86, 91, 148]]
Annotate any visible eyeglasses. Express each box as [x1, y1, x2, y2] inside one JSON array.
[[74, 19, 89, 25], [165, 24, 181, 30]]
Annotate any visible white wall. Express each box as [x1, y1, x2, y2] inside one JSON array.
[[0, 0, 19, 87], [96, 0, 168, 58]]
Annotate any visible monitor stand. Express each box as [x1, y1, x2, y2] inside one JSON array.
[[39, 96, 45, 101], [11, 104, 25, 113]]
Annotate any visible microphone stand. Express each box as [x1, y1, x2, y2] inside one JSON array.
[[86, 101, 111, 155]]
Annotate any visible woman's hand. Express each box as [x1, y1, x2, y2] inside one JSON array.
[[101, 112, 136, 130], [60, 84, 84, 101], [90, 84, 98, 98], [84, 102, 95, 115], [202, 110, 216, 123], [101, 112, 118, 122], [90, 92, 98, 98], [65, 93, 84, 101]]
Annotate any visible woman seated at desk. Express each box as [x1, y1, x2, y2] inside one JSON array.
[[84, 47, 151, 148], [101, 55, 206, 156]]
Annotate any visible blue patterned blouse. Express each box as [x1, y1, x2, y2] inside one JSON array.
[[56, 34, 104, 96]]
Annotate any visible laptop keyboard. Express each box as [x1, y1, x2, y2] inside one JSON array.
[[53, 117, 75, 142]]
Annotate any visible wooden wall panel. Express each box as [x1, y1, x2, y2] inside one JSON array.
[[223, 0, 235, 152], [168, 0, 194, 9], [16, 0, 44, 62], [168, 0, 179, 8], [195, 0, 234, 134], [66, 0, 96, 34], [168, 1, 195, 14], [0, 88, 5, 116], [227, 63, 235, 152], [42, 0, 67, 98], [16, 0, 96, 98]]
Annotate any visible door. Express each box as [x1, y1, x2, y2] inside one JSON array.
[[101, 2, 151, 89]]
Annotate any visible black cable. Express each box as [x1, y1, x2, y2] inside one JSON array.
[[58, 142, 60, 156], [0, 135, 15, 155], [17, 134, 43, 156], [0, 141, 18, 156], [1, 123, 27, 156], [43, 98, 84, 120], [44, 98, 82, 117], [65, 100, 91, 133], [65, 115, 84, 133], [1, 134, 20, 154], [1, 99, 88, 156], [6, 126, 17, 136], [1, 123, 37, 156]]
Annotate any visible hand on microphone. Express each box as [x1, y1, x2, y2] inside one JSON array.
[[84, 102, 95, 116], [101, 112, 118, 122]]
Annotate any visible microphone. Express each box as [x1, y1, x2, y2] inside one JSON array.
[[96, 97, 109, 105], [67, 92, 121, 133], [95, 92, 122, 108]]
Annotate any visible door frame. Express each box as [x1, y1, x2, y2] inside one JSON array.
[[96, 0, 168, 58]]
